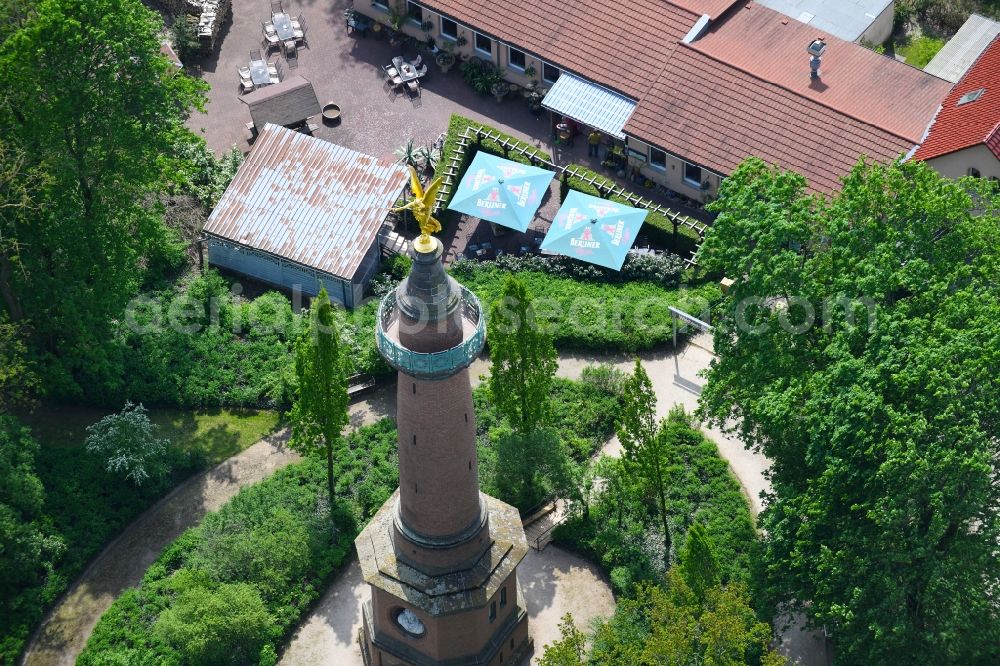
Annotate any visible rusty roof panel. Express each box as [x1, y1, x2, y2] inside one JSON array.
[[204, 125, 409, 279]]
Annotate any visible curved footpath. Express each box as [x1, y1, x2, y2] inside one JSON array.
[[22, 338, 825, 665], [21, 390, 393, 666]]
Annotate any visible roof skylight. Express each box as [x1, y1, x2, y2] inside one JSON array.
[[957, 88, 985, 106]]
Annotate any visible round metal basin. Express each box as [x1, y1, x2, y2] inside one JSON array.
[[322, 102, 341, 125]]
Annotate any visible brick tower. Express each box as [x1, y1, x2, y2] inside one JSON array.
[[356, 237, 531, 666]]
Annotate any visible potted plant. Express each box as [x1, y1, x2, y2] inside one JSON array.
[[420, 19, 433, 32], [524, 64, 537, 82], [436, 49, 456, 73], [491, 80, 510, 102], [456, 34, 467, 47]]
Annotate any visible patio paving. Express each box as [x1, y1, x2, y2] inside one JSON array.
[[186, 0, 710, 222]]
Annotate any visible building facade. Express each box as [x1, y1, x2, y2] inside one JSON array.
[[355, 0, 949, 202], [356, 237, 530, 665]]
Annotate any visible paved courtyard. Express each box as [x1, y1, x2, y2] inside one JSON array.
[[190, 0, 553, 161], [186, 0, 709, 225]]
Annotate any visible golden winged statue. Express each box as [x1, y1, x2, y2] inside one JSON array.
[[393, 166, 443, 253]]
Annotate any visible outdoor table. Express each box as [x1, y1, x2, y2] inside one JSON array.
[[272, 12, 295, 41], [391, 56, 422, 83], [249, 59, 271, 87]]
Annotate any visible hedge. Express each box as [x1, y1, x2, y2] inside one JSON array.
[[438, 114, 551, 210], [559, 164, 703, 258], [78, 420, 399, 666], [451, 263, 721, 352]]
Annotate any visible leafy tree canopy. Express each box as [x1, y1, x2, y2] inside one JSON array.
[[487, 275, 558, 435], [0, 0, 206, 393], [84, 402, 172, 486], [698, 157, 1000, 663]]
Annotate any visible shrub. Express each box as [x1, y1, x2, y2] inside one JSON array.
[[554, 416, 757, 591], [439, 115, 551, 210], [152, 577, 272, 666], [453, 264, 720, 352], [460, 252, 687, 287], [85, 402, 172, 486], [80, 420, 399, 664], [560, 164, 703, 257]]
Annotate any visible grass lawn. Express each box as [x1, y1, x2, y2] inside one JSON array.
[[2, 406, 281, 664], [20, 405, 280, 464], [895, 35, 946, 68]]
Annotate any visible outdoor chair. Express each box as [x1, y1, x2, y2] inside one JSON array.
[[270, 0, 284, 16], [263, 21, 275, 35], [240, 79, 255, 94], [416, 65, 428, 77], [249, 48, 263, 63], [407, 79, 420, 96], [413, 54, 423, 67]]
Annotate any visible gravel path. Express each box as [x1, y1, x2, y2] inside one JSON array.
[[20, 397, 391, 666], [21, 339, 824, 665]]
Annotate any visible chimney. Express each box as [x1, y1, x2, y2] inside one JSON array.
[[808, 37, 827, 79]]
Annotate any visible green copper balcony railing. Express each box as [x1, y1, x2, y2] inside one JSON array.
[[376, 286, 485, 380]]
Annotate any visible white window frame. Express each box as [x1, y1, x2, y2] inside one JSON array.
[[371, 0, 389, 11], [648, 146, 667, 171], [474, 31, 492, 55], [405, 1, 423, 25], [507, 46, 526, 72], [439, 15, 458, 40], [542, 62, 560, 84], [683, 161, 703, 187]]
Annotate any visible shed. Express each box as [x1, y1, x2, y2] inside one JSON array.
[[923, 14, 1000, 83], [753, 0, 895, 43], [241, 75, 321, 130], [204, 125, 409, 307]]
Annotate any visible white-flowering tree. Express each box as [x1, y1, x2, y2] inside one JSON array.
[[85, 402, 171, 486]]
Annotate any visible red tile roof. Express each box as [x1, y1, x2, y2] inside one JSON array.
[[689, 2, 952, 142], [913, 34, 1000, 161], [418, 0, 950, 195], [419, 0, 699, 98], [624, 45, 915, 195], [668, 0, 742, 20]]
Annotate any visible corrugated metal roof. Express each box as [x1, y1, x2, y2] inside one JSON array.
[[754, 0, 893, 42], [204, 125, 409, 280], [541, 73, 637, 139], [240, 75, 321, 129], [924, 14, 1000, 83]]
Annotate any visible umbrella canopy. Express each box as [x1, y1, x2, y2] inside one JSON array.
[[447, 152, 554, 232], [541, 190, 647, 270]]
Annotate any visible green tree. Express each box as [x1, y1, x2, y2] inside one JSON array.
[[588, 572, 784, 666], [538, 613, 586, 666], [0, 416, 63, 623], [617, 361, 677, 563], [152, 577, 272, 666], [84, 402, 172, 486], [485, 426, 573, 511], [289, 287, 349, 508], [0, 0, 205, 392], [698, 157, 1000, 663], [679, 522, 720, 602], [0, 314, 37, 411], [487, 275, 557, 435]]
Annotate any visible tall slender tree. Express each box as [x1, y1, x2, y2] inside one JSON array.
[[289, 288, 349, 509], [487, 276, 557, 435], [699, 157, 1000, 663], [617, 360, 676, 562]]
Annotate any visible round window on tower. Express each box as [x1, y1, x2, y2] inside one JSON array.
[[393, 607, 426, 638]]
